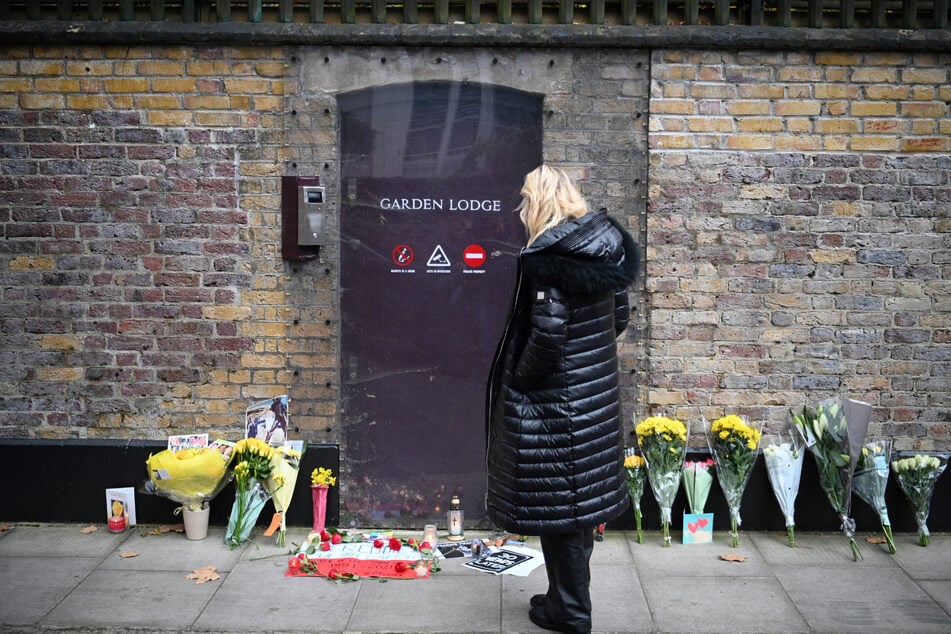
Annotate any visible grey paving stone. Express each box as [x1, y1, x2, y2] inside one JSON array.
[[195, 555, 358, 632], [0, 523, 130, 558], [347, 572, 502, 633], [97, 527, 246, 572], [641, 575, 809, 633], [628, 531, 772, 577], [775, 565, 951, 632], [40, 569, 218, 630], [0, 556, 100, 626]]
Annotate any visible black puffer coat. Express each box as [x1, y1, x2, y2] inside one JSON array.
[[486, 210, 639, 535]]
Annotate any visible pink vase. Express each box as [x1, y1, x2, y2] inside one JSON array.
[[311, 485, 329, 533]]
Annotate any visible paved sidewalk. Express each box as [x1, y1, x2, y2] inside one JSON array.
[[0, 523, 949, 633]]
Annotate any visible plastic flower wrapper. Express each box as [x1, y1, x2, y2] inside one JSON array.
[[852, 440, 895, 554], [636, 415, 689, 547], [225, 437, 276, 549], [891, 453, 948, 546], [792, 397, 870, 561], [623, 448, 647, 544], [681, 458, 715, 515], [144, 447, 233, 512], [264, 443, 304, 547], [706, 415, 761, 547], [762, 431, 804, 547]]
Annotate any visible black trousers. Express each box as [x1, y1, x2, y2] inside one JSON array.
[[538, 529, 595, 633]]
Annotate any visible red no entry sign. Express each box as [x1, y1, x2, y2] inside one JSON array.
[[462, 244, 486, 268]]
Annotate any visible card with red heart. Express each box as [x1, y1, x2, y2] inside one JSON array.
[[683, 512, 714, 545]]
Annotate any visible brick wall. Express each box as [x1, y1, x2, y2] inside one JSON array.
[[0, 43, 948, 451], [648, 50, 950, 449], [0, 44, 304, 438]]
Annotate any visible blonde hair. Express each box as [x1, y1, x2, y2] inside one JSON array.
[[517, 165, 589, 246]]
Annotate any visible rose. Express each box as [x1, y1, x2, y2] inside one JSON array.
[[388, 537, 402, 551], [287, 556, 301, 573], [320, 530, 331, 542], [373, 538, 384, 549], [331, 533, 342, 544], [395, 561, 408, 573], [320, 541, 331, 551]]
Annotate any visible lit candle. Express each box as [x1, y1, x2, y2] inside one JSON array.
[[423, 524, 438, 547]]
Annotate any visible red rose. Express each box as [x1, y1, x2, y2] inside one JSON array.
[[328, 568, 338, 580], [420, 541, 431, 550], [287, 557, 301, 573], [331, 533, 343, 544], [388, 537, 402, 551], [320, 530, 331, 542], [320, 541, 331, 551], [395, 561, 408, 573], [373, 538, 384, 549], [407, 537, 416, 545]]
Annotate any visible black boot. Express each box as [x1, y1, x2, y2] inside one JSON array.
[[534, 530, 594, 633]]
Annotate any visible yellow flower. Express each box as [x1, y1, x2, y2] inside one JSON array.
[[311, 466, 336, 487], [624, 454, 645, 469]]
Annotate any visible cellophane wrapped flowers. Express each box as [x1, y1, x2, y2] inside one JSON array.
[[706, 415, 761, 547], [681, 458, 715, 515], [264, 444, 303, 546], [226, 437, 275, 549], [636, 415, 689, 547], [891, 454, 948, 547], [792, 397, 870, 561], [852, 440, 896, 553], [145, 447, 233, 512], [623, 448, 647, 544], [762, 432, 804, 547]]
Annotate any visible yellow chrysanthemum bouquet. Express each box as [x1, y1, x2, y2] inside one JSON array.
[[623, 449, 647, 544], [225, 437, 276, 549], [636, 415, 689, 546], [706, 414, 762, 547], [146, 445, 234, 513]]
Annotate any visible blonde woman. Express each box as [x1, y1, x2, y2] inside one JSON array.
[[487, 165, 638, 633]]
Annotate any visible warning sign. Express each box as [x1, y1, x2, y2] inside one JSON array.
[[462, 244, 486, 268], [392, 244, 414, 266], [427, 245, 451, 267]]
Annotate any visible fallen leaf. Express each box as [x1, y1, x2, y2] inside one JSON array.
[[866, 536, 888, 545], [81, 526, 98, 534], [720, 553, 747, 562], [185, 565, 221, 584], [119, 551, 138, 558], [0, 524, 10, 533]]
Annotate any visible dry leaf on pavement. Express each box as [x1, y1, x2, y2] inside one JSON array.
[[119, 551, 139, 558], [185, 565, 221, 584], [865, 536, 888, 545], [80, 526, 98, 534], [146, 524, 185, 536], [720, 553, 747, 562]]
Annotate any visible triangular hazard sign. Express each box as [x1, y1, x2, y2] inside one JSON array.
[[427, 245, 451, 267]]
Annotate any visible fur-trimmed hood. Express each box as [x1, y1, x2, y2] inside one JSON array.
[[520, 211, 638, 295]]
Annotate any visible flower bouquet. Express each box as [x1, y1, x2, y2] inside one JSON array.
[[852, 440, 896, 554], [636, 415, 689, 547], [264, 443, 304, 546], [762, 432, 805, 547], [791, 397, 870, 561], [706, 415, 761, 547], [225, 437, 276, 549], [891, 453, 948, 546], [311, 466, 336, 533], [681, 458, 715, 545], [144, 446, 233, 513], [623, 448, 647, 544], [682, 458, 715, 515]]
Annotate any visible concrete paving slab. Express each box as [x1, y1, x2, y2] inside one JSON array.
[[499, 570, 550, 631], [628, 533, 772, 577], [195, 555, 359, 632], [588, 563, 654, 633], [641, 575, 808, 633], [590, 533, 634, 565], [347, 571, 502, 633], [96, 527, 246, 572], [0, 555, 100, 626], [774, 565, 951, 632], [919, 580, 951, 615], [890, 535, 951, 580], [750, 531, 899, 567], [0, 523, 130, 558], [40, 569, 219, 630]]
